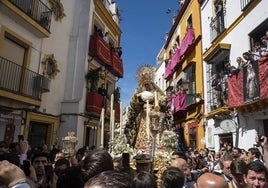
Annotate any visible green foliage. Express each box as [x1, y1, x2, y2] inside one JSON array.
[[85, 68, 101, 92], [114, 87, 121, 103]]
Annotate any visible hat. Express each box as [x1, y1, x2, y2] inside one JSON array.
[[134, 154, 152, 164]]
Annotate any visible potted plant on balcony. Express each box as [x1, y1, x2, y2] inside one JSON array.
[[85, 67, 101, 92], [85, 67, 102, 113]]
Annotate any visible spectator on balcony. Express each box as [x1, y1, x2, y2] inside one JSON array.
[[117, 47, 122, 58], [251, 42, 262, 61], [103, 32, 109, 43], [242, 51, 254, 67], [224, 61, 238, 77], [97, 29, 103, 38], [236, 57, 246, 70], [97, 83, 107, 97]]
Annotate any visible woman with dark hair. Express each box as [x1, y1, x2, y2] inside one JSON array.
[[81, 149, 114, 182], [161, 166, 185, 188], [230, 159, 247, 188], [84, 170, 132, 188], [131, 171, 157, 188]]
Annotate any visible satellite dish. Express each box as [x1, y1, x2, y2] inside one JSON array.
[[220, 119, 237, 132]]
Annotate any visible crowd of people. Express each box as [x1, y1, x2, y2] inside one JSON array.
[[0, 135, 267, 188]]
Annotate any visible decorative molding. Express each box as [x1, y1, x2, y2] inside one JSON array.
[[41, 54, 60, 79], [49, 0, 66, 21]]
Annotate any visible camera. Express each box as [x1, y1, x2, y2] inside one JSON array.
[[23, 160, 31, 176], [18, 135, 24, 143]]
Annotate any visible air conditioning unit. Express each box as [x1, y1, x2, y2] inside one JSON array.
[[41, 77, 50, 92], [33, 76, 50, 92]]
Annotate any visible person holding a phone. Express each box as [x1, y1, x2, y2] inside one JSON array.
[[31, 152, 51, 188]]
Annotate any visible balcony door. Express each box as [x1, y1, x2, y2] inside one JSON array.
[[0, 31, 28, 92]]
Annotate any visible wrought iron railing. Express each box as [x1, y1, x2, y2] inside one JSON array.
[[210, 11, 226, 42], [240, 0, 254, 11], [9, 0, 52, 31], [0, 56, 50, 100]]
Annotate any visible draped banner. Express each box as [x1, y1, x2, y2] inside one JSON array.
[[228, 58, 268, 108]]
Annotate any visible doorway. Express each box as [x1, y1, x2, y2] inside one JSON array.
[[28, 122, 48, 149], [219, 133, 233, 148]]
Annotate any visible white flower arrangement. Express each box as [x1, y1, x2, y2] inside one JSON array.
[[161, 130, 178, 149]]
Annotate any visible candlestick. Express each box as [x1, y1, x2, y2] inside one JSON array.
[[146, 100, 150, 139], [100, 108, 105, 148], [154, 91, 159, 107], [110, 94, 114, 141], [111, 109, 115, 140]]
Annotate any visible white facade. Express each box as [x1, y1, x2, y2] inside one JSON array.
[[201, 0, 268, 151]]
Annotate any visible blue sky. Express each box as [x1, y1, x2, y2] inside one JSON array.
[[115, 0, 181, 107]]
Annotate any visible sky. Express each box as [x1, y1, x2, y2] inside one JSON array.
[[115, 0, 181, 108]]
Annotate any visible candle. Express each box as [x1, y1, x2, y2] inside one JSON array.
[[146, 100, 150, 139], [111, 109, 115, 140], [100, 108, 105, 148], [110, 94, 114, 141], [154, 91, 159, 107], [119, 102, 123, 135]]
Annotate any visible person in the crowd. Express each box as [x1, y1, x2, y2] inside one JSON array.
[[243, 161, 268, 188], [134, 154, 153, 174], [0, 160, 31, 188], [232, 147, 242, 160], [81, 149, 114, 182], [113, 156, 122, 172], [56, 166, 84, 188], [219, 153, 233, 185], [120, 153, 137, 180], [172, 150, 187, 160], [161, 166, 185, 188], [31, 152, 50, 188], [84, 170, 132, 188], [230, 159, 247, 188], [0, 141, 9, 154], [131, 171, 157, 188], [171, 156, 197, 187], [196, 172, 228, 188], [248, 147, 263, 163]]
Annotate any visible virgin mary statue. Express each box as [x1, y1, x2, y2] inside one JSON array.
[[126, 65, 167, 151]]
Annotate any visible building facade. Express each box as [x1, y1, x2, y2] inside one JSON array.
[[0, 0, 123, 150], [201, 0, 268, 151], [157, 0, 205, 150]]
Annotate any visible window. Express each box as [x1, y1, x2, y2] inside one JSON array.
[[2, 33, 28, 67], [187, 15, 193, 29], [183, 64, 196, 94], [248, 18, 268, 51]]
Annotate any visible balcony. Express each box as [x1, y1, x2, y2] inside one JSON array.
[[88, 34, 123, 78], [111, 51, 123, 78], [210, 11, 226, 42], [164, 28, 194, 80], [240, 0, 254, 11], [86, 92, 121, 120], [1, 0, 52, 37], [0, 56, 50, 102], [86, 92, 103, 115], [228, 57, 268, 111]]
